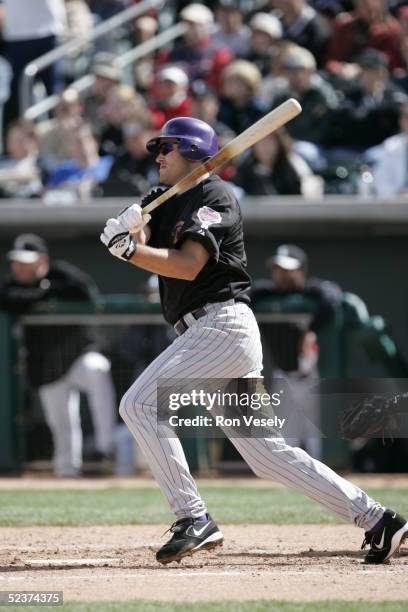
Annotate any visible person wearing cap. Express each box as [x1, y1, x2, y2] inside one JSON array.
[[158, 2, 232, 90], [149, 66, 193, 129], [328, 48, 407, 150], [243, 12, 283, 76], [252, 244, 343, 333], [270, 45, 339, 147], [213, 0, 251, 56], [0, 234, 116, 477], [82, 53, 122, 137], [326, 0, 403, 77], [218, 60, 266, 135], [272, 0, 330, 65]]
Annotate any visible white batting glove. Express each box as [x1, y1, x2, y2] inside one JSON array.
[[100, 218, 137, 261], [117, 203, 151, 233]]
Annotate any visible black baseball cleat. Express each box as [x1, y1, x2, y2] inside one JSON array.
[[361, 509, 408, 564], [156, 514, 223, 565]]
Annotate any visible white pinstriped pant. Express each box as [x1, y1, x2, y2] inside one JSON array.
[[120, 300, 383, 530]]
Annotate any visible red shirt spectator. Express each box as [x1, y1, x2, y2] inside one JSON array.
[[326, 0, 403, 74], [149, 66, 192, 129]]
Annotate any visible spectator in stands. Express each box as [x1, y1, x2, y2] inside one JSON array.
[[132, 16, 159, 94], [258, 40, 297, 108], [0, 120, 42, 198], [3, 0, 67, 122], [218, 60, 266, 134], [37, 89, 83, 168], [160, 2, 232, 90], [191, 81, 235, 142], [271, 46, 339, 146], [326, 0, 403, 76], [62, 0, 94, 80], [328, 49, 407, 150], [86, 0, 124, 21], [46, 123, 114, 199], [243, 12, 283, 76], [190, 80, 237, 182], [0, 234, 116, 477], [99, 84, 149, 156], [149, 66, 192, 129], [272, 0, 331, 64], [82, 53, 122, 137], [391, 7, 408, 93], [371, 102, 408, 196], [213, 0, 251, 56], [233, 128, 317, 196], [101, 122, 158, 197]]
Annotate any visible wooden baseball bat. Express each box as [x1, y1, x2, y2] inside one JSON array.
[[142, 98, 302, 215]]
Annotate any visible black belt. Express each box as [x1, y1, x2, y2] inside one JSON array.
[[174, 306, 207, 336], [174, 299, 244, 336]]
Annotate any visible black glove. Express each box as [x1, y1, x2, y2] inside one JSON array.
[[141, 186, 169, 207], [339, 393, 408, 441]]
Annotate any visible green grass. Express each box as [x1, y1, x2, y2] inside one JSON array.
[[0, 486, 406, 527], [19, 601, 408, 612]]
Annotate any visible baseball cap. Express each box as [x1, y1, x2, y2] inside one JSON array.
[[7, 234, 48, 264], [249, 12, 282, 40], [157, 66, 189, 87], [268, 244, 307, 271], [180, 3, 214, 25], [281, 46, 316, 70]]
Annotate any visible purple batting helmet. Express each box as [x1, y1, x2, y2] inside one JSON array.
[[146, 117, 218, 161]]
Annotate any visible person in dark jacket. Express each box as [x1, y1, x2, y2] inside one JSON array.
[[328, 49, 407, 150], [101, 123, 158, 197], [272, 0, 331, 65], [0, 234, 116, 477], [252, 244, 343, 333], [234, 128, 314, 196]]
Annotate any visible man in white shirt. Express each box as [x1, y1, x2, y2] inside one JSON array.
[[3, 0, 67, 120], [372, 103, 408, 197]]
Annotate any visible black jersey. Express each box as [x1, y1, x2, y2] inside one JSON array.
[[0, 261, 98, 387], [147, 175, 251, 325]]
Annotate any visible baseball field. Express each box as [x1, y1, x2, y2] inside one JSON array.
[[0, 474, 407, 611]]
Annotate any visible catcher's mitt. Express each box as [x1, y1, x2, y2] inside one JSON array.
[[339, 393, 408, 441]]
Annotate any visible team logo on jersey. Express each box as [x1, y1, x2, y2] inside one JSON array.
[[197, 206, 222, 230], [172, 220, 185, 244]]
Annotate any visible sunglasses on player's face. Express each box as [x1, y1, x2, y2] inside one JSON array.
[[157, 141, 178, 156]]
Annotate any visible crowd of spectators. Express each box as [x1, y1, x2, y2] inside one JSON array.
[[1, 0, 408, 198]]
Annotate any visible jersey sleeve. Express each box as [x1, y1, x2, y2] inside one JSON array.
[[176, 182, 237, 262]]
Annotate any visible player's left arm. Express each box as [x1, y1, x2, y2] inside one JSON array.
[[100, 216, 209, 279], [128, 239, 210, 280]]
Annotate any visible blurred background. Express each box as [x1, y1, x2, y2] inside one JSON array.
[[1, 0, 408, 479]]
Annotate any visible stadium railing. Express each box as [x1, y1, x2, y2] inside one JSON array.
[[20, 0, 165, 116]]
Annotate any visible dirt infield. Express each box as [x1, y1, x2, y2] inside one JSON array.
[[0, 524, 407, 602]]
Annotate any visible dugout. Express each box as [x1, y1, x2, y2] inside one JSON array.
[[0, 290, 406, 475]]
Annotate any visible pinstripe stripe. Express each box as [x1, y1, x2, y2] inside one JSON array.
[[119, 302, 384, 531]]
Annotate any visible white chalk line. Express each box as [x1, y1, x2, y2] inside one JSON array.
[[0, 568, 404, 581]]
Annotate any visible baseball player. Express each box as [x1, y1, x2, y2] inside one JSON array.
[[100, 117, 408, 565]]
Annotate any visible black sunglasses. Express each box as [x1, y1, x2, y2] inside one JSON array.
[[158, 141, 178, 155]]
